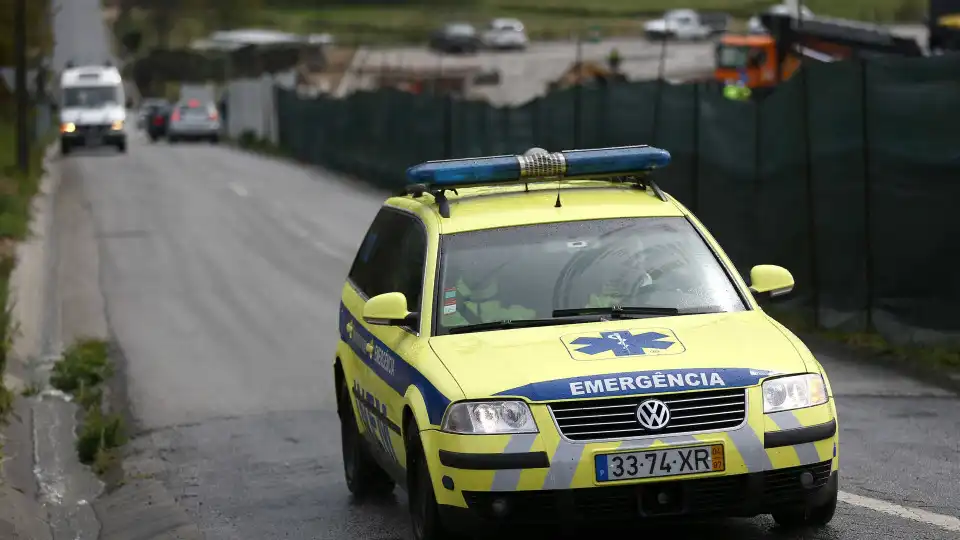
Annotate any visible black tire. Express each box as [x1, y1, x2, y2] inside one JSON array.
[[168, 136, 178, 144], [406, 421, 456, 540], [772, 478, 838, 529], [117, 141, 127, 153], [338, 379, 395, 499], [210, 135, 219, 144], [60, 140, 71, 155]]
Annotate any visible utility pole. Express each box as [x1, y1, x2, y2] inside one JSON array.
[[15, 0, 29, 173]]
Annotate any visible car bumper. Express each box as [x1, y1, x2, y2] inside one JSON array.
[[62, 128, 125, 145], [169, 124, 220, 138], [439, 466, 838, 531], [422, 391, 839, 527]]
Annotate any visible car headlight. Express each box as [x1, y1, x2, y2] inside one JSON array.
[[61, 122, 76, 133], [111, 120, 124, 130], [762, 373, 828, 413], [441, 400, 538, 434]]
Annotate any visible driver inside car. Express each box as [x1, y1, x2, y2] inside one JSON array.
[[441, 261, 537, 327]]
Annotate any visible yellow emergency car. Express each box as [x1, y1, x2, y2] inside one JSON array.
[[334, 145, 839, 539]]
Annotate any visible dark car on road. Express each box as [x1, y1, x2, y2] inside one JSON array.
[[145, 102, 173, 142], [138, 98, 169, 130], [428, 23, 482, 54]]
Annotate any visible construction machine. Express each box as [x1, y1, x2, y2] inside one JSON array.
[[714, 12, 924, 97], [547, 61, 627, 92]]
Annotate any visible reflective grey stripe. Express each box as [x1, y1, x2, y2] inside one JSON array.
[[541, 440, 584, 489], [728, 425, 772, 472], [767, 411, 822, 465], [489, 434, 539, 491]]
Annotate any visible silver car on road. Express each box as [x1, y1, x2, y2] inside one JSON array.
[[167, 99, 221, 143]]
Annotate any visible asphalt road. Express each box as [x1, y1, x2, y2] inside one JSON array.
[[62, 121, 960, 540], [53, 1, 959, 539]]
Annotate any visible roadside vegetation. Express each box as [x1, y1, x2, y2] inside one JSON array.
[[0, 122, 54, 423], [769, 307, 960, 386], [50, 338, 126, 475], [105, 0, 929, 49], [0, 0, 54, 427]]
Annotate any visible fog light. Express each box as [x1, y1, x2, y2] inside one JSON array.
[[490, 498, 509, 516], [799, 471, 814, 489]]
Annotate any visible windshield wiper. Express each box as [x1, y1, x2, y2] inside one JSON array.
[[448, 316, 597, 335], [552, 306, 680, 318]]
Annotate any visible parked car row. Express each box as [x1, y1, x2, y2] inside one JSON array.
[[428, 19, 528, 54], [138, 98, 222, 144]]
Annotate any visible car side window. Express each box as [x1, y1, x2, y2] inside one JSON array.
[[348, 209, 396, 296], [388, 216, 427, 314], [348, 209, 427, 321]]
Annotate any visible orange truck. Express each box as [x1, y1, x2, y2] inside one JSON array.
[[713, 13, 924, 96]]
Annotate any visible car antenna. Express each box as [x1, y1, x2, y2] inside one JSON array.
[[522, 147, 560, 207]]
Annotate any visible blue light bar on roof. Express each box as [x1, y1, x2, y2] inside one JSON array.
[[405, 145, 671, 187]]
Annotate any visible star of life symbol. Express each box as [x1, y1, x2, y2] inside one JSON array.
[[570, 330, 674, 356], [636, 399, 671, 430]]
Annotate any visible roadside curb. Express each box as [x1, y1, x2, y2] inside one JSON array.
[[0, 145, 59, 540], [797, 331, 960, 396]]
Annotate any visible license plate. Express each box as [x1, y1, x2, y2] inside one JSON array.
[[595, 444, 724, 482]]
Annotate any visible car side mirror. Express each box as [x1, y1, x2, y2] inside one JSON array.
[[749, 265, 794, 299], [363, 292, 418, 326]]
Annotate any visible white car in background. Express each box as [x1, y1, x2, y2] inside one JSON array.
[[643, 9, 713, 41], [748, 3, 815, 33], [481, 18, 529, 50]]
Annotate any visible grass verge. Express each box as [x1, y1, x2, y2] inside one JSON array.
[[50, 338, 127, 475], [769, 306, 960, 386]]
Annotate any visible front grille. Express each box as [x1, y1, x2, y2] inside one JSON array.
[[549, 388, 747, 441], [76, 124, 111, 135], [462, 474, 748, 523]]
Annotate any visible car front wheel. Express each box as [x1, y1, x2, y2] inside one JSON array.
[[406, 420, 457, 540], [338, 379, 395, 499], [772, 476, 838, 529]]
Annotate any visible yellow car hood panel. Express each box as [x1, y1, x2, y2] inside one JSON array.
[[429, 311, 806, 401]]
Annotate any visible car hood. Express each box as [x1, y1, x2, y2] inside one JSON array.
[[62, 106, 125, 125], [428, 311, 807, 401]]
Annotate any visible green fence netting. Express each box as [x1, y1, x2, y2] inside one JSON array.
[[274, 55, 960, 342]]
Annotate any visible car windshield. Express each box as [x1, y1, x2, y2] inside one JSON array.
[[716, 45, 756, 69], [63, 86, 119, 108], [446, 24, 475, 36], [435, 217, 746, 335]]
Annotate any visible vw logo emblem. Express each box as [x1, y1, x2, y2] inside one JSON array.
[[636, 399, 671, 430]]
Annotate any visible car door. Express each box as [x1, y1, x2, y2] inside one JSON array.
[[342, 207, 427, 475]]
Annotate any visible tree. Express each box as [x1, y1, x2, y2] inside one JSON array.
[[0, 0, 53, 66], [204, 0, 264, 30]]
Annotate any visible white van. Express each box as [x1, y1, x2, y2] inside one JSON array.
[[59, 63, 127, 154]]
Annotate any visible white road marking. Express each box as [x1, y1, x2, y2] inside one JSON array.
[[229, 183, 248, 197], [839, 490, 960, 533]]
